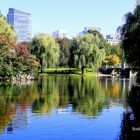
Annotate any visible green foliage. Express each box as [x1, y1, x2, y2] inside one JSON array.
[[56, 38, 71, 67], [0, 15, 16, 79], [0, 63, 13, 79], [105, 44, 122, 57], [110, 45, 122, 57], [31, 34, 60, 72], [94, 49, 106, 69], [118, 6, 140, 67], [72, 31, 108, 69], [0, 15, 16, 47], [0, 16, 39, 79]]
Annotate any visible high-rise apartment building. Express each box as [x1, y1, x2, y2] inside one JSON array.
[[106, 34, 120, 46], [52, 30, 67, 38], [83, 26, 101, 33], [77, 26, 101, 36], [7, 8, 31, 42]]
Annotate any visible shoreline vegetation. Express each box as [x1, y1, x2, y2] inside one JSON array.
[[1, 7, 140, 85], [0, 15, 122, 83], [0, 67, 107, 81], [40, 68, 111, 77], [0, 67, 139, 83]]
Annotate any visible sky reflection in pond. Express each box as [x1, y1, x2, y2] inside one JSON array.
[[0, 75, 134, 140]]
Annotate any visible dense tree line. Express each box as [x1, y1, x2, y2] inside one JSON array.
[[118, 5, 140, 83], [0, 13, 122, 80], [30, 34, 59, 72], [0, 15, 39, 80], [118, 5, 140, 67], [30, 31, 122, 71]]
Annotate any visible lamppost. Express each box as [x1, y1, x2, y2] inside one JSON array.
[[121, 51, 126, 69], [105, 60, 108, 69]]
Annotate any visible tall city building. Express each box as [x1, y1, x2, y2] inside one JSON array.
[[7, 8, 31, 42], [106, 34, 120, 46], [83, 26, 101, 33], [77, 26, 101, 36], [52, 30, 67, 38]]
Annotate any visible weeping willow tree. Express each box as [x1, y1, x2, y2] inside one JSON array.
[[73, 32, 107, 69], [30, 34, 60, 72], [56, 38, 72, 67], [94, 49, 106, 70]]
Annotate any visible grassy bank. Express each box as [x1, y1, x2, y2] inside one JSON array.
[[42, 68, 96, 76]]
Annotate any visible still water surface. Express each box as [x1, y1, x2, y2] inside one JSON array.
[[0, 75, 134, 140]]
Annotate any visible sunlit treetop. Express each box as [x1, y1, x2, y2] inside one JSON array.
[[0, 15, 16, 47]]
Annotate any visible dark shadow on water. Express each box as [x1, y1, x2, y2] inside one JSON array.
[[119, 85, 140, 140]]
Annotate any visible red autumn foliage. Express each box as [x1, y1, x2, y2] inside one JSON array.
[[14, 42, 31, 60]]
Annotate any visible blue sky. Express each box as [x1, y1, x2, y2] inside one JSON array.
[[0, 0, 136, 37]]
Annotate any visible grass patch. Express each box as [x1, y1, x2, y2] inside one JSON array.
[[42, 68, 96, 75]]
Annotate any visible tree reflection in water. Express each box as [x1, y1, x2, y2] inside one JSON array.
[[0, 76, 122, 135], [119, 85, 140, 140]]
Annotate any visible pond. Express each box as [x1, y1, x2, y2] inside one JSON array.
[[0, 75, 135, 140]]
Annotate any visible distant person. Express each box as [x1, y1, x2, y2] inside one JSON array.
[[81, 65, 84, 75]]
